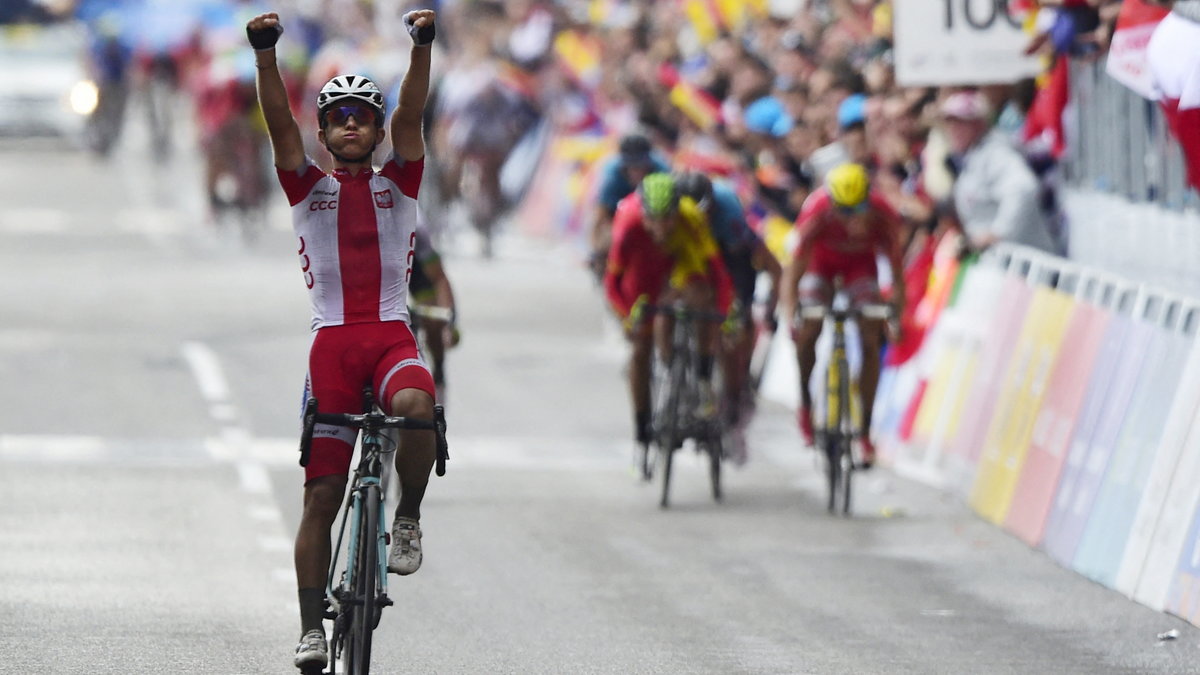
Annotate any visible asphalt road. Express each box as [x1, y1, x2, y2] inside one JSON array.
[[2, 112, 1198, 674]]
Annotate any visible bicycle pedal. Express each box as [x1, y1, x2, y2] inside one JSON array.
[[379, 595, 394, 607]]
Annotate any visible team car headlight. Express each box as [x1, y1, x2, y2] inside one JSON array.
[[69, 79, 99, 116]]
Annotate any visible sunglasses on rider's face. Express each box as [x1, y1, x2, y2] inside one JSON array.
[[323, 104, 377, 127]]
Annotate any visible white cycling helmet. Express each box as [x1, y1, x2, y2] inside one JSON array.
[[316, 74, 386, 126]]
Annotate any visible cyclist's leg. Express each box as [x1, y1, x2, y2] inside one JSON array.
[[679, 281, 719, 416], [297, 328, 368, 637], [629, 318, 654, 445], [375, 324, 438, 522], [846, 273, 885, 443], [794, 273, 832, 439], [375, 323, 436, 576], [722, 254, 757, 422]]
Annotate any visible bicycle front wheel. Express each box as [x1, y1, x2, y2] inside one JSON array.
[[658, 355, 686, 509], [824, 433, 841, 514], [839, 435, 854, 515], [344, 487, 379, 675]]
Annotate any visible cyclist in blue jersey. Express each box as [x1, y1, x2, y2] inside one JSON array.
[[677, 172, 782, 462], [589, 133, 670, 277]]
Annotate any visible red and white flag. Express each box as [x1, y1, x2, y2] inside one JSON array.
[[1105, 0, 1171, 99], [1147, 10, 1200, 190]]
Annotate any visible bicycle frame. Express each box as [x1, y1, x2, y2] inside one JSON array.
[[297, 390, 448, 675], [800, 300, 891, 515], [649, 303, 726, 508], [327, 428, 390, 626]]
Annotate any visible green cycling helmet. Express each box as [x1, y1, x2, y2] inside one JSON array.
[[639, 172, 679, 218]]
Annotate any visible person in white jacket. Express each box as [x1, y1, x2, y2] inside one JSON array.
[[942, 91, 1061, 255]]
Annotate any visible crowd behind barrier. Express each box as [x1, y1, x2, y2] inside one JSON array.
[[872, 242, 1200, 628]]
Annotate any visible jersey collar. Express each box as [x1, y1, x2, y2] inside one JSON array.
[[332, 166, 375, 182]]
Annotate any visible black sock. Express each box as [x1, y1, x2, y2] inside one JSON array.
[[635, 409, 651, 444], [299, 587, 325, 635], [698, 355, 714, 380]]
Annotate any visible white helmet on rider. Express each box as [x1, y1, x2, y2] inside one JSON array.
[[316, 74, 386, 127]]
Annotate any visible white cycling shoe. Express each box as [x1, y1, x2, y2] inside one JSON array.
[[294, 628, 328, 670], [388, 516, 423, 575]]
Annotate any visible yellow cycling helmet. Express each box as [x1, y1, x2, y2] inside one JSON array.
[[825, 163, 870, 210]]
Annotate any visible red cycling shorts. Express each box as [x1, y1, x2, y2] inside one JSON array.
[[798, 252, 881, 306], [303, 320, 435, 483]]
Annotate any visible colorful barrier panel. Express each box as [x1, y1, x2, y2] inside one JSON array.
[[1120, 314, 1200, 602], [870, 242, 1200, 629], [887, 262, 1005, 485], [941, 266, 1036, 497], [1072, 302, 1193, 586], [1004, 281, 1113, 546], [969, 282, 1076, 524], [1134, 331, 1200, 611], [1166, 506, 1200, 624], [1042, 296, 1153, 568]]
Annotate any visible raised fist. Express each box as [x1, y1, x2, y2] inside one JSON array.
[[402, 9, 437, 46], [246, 13, 283, 51]]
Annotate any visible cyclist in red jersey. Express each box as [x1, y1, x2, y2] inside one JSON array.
[[247, 10, 437, 672], [780, 163, 905, 468], [604, 173, 734, 458]]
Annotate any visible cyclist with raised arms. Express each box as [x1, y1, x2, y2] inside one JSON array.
[[589, 133, 670, 277], [780, 163, 905, 468], [676, 172, 782, 460], [245, 9, 438, 672], [603, 172, 734, 460]]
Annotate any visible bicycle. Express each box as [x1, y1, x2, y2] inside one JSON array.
[[798, 300, 892, 515], [298, 388, 449, 675], [649, 303, 726, 508]]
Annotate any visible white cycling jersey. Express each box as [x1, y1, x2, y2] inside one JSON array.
[[278, 154, 424, 331]]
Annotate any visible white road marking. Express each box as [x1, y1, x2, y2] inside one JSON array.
[[249, 504, 284, 522], [0, 208, 69, 233], [210, 403, 240, 422], [181, 341, 232, 403], [0, 434, 106, 461], [238, 460, 273, 495], [258, 535, 293, 553]]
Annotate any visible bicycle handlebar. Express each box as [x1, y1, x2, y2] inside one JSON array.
[[410, 304, 455, 322], [647, 304, 727, 323], [313, 411, 437, 431], [299, 397, 450, 476]]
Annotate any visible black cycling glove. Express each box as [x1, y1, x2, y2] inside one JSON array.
[[247, 23, 283, 51], [403, 12, 436, 46]]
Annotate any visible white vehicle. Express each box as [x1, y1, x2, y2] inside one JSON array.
[[0, 22, 98, 142]]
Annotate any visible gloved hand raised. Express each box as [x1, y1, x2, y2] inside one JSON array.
[[246, 13, 283, 51], [403, 9, 436, 46]]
